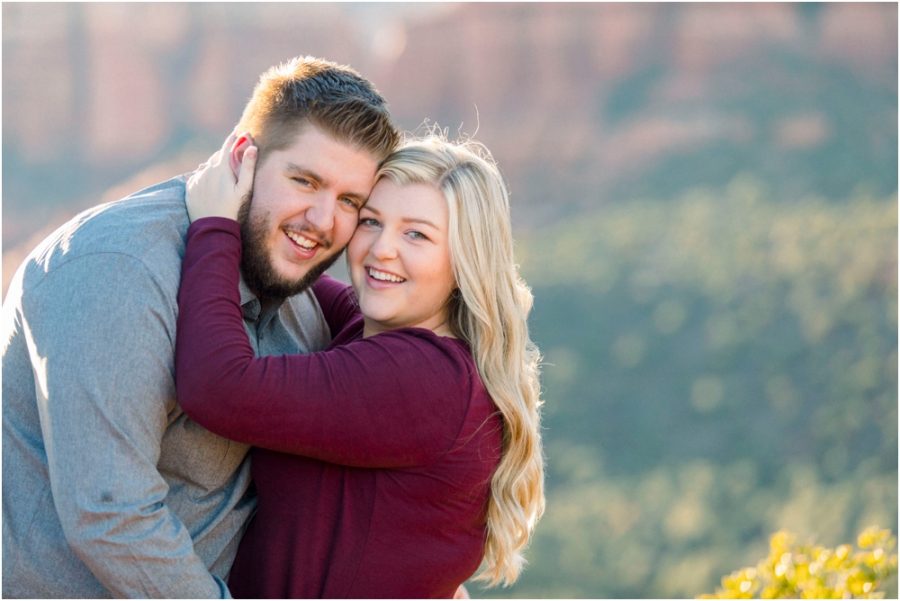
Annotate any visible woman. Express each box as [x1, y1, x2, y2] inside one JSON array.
[[175, 134, 544, 598]]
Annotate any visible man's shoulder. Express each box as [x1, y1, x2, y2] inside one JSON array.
[[61, 176, 189, 254], [19, 176, 190, 292]]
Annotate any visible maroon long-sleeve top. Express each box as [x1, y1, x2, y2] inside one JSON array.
[[175, 218, 502, 598]]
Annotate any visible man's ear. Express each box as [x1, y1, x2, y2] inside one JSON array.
[[229, 133, 257, 177]]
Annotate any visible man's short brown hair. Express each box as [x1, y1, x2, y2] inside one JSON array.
[[236, 56, 399, 163]]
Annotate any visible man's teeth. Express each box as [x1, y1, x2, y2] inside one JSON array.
[[368, 268, 406, 283], [286, 231, 317, 249]]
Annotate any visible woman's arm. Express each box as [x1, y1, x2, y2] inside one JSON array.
[[175, 219, 472, 468]]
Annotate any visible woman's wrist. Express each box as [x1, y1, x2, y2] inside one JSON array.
[[186, 216, 242, 241]]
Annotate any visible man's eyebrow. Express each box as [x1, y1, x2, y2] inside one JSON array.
[[285, 163, 367, 202], [284, 163, 324, 184], [344, 191, 368, 204]]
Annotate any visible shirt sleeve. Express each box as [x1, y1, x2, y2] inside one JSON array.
[[21, 253, 230, 598], [176, 218, 472, 468]]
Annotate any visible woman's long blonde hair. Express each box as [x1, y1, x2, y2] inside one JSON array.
[[376, 134, 545, 587]]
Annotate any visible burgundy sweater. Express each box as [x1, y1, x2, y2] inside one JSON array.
[[175, 218, 502, 598]]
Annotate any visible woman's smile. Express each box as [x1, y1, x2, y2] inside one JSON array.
[[365, 266, 407, 285], [348, 179, 456, 337]]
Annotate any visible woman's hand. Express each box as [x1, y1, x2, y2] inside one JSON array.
[[185, 132, 258, 222]]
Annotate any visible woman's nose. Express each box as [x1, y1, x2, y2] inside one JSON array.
[[370, 231, 398, 260]]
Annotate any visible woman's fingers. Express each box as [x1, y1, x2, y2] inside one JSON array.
[[219, 131, 239, 161], [185, 132, 254, 222]]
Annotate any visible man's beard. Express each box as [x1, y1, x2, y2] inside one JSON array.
[[237, 193, 342, 300]]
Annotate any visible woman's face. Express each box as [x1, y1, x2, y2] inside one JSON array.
[[348, 178, 456, 338]]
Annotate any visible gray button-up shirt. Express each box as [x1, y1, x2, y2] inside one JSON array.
[[2, 176, 330, 598]]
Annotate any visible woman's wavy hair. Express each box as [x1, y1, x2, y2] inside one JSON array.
[[375, 134, 545, 586]]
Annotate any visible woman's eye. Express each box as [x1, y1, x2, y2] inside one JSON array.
[[407, 230, 428, 241], [359, 217, 380, 227]]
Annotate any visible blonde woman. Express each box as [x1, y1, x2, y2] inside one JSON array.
[[175, 134, 544, 597]]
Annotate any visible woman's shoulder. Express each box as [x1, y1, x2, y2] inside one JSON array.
[[375, 328, 474, 367], [313, 273, 355, 303], [313, 274, 362, 340], [374, 329, 492, 413], [340, 328, 476, 398], [400, 333, 501, 464]]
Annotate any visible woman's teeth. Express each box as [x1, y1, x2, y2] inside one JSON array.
[[368, 267, 406, 283]]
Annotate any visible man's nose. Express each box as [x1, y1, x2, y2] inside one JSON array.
[[305, 195, 336, 232]]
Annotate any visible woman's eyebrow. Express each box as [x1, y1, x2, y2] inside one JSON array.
[[362, 206, 438, 229], [402, 217, 439, 229]]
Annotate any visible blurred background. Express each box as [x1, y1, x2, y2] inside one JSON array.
[[2, 3, 897, 597]]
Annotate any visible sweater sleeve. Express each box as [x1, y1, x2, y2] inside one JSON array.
[[175, 218, 471, 468]]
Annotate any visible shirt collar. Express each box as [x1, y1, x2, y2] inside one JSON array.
[[239, 275, 286, 330], [238, 275, 262, 322]]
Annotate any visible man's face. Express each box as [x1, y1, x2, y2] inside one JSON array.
[[238, 125, 379, 299]]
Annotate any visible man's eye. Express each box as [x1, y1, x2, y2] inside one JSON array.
[[292, 177, 312, 187], [340, 197, 360, 209]]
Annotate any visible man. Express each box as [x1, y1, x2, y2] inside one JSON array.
[[2, 56, 398, 598]]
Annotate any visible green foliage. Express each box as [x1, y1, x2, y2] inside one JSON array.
[[481, 457, 897, 598], [473, 180, 897, 598], [701, 527, 898, 599], [519, 178, 896, 479]]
